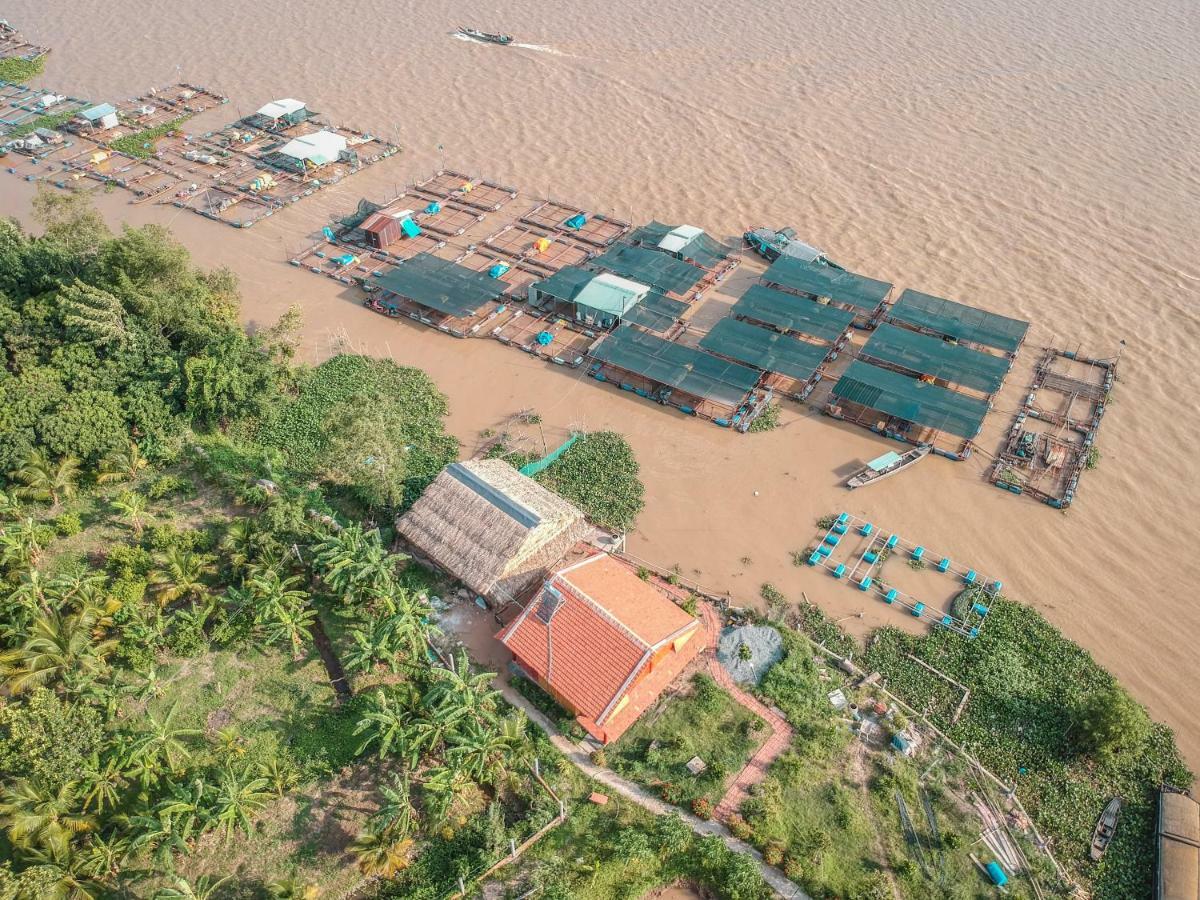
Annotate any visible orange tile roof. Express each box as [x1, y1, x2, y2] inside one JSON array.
[[498, 553, 699, 726], [557, 554, 697, 646]]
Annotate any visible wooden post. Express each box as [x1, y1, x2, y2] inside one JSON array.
[[509, 838, 517, 859]]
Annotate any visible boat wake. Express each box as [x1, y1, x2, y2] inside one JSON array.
[[514, 43, 564, 55]]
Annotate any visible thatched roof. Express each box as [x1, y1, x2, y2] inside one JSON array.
[[397, 459, 586, 597]]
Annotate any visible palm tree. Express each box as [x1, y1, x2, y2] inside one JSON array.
[[425, 649, 501, 727], [50, 567, 108, 610], [211, 766, 273, 842], [247, 568, 313, 659], [81, 757, 126, 814], [76, 833, 132, 885], [111, 491, 150, 535], [447, 714, 526, 785], [0, 610, 115, 694], [96, 440, 147, 484], [260, 606, 316, 661], [0, 778, 95, 855], [151, 776, 214, 849], [0, 517, 49, 573], [420, 765, 472, 826], [15, 842, 100, 900], [148, 546, 215, 608], [258, 758, 299, 798], [349, 826, 413, 878], [353, 688, 419, 762], [153, 875, 232, 900], [220, 518, 277, 574], [10, 449, 81, 509], [371, 773, 417, 840], [123, 702, 201, 784], [309, 525, 396, 608]]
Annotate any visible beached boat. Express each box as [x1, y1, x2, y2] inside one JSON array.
[[1090, 797, 1121, 861], [846, 445, 930, 489], [458, 27, 513, 45]]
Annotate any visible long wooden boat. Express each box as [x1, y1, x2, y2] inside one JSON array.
[[1090, 797, 1121, 861], [458, 27, 513, 45], [846, 445, 930, 489]]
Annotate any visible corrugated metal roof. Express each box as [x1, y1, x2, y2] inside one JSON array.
[[573, 272, 650, 316], [256, 98, 306, 118], [81, 103, 116, 120], [657, 224, 703, 254], [279, 130, 347, 164]]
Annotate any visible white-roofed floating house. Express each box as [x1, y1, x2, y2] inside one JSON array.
[[245, 97, 311, 131]]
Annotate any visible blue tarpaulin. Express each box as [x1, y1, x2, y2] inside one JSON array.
[[564, 213, 587, 229], [400, 217, 421, 238]]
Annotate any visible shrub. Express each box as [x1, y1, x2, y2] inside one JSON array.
[[590, 749, 607, 768], [726, 813, 753, 841], [763, 840, 786, 867], [815, 514, 838, 530], [783, 856, 804, 880], [682, 593, 699, 616], [533, 431, 645, 531], [53, 512, 82, 536], [748, 402, 781, 432], [147, 474, 192, 500], [691, 797, 713, 820]]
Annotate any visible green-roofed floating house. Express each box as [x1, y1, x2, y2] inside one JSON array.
[[587, 325, 767, 427], [368, 253, 511, 337], [527, 267, 687, 334], [762, 256, 892, 326], [625, 221, 739, 280], [825, 359, 991, 459]]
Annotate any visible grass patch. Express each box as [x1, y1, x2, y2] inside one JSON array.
[[108, 115, 189, 158], [608, 672, 764, 806], [0, 56, 45, 84]]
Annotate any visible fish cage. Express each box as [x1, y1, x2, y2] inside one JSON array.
[[808, 512, 998, 638], [988, 347, 1117, 508]]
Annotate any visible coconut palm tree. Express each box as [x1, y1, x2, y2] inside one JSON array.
[[96, 440, 147, 484], [81, 757, 126, 815], [211, 766, 273, 842], [148, 546, 215, 608], [15, 841, 100, 900], [10, 449, 81, 509], [0, 610, 115, 694], [111, 491, 150, 535], [220, 518, 275, 574], [261, 606, 317, 662], [349, 826, 413, 878], [0, 778, 95, 855], [371, 773, 417, 840], [123, 702, 201, 784]]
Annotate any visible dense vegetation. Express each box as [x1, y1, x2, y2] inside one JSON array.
[[0, 56, 44, 84], [0, 191, 765, 898], [108, 118, 189, 159], [863, 599, 1191, 899]]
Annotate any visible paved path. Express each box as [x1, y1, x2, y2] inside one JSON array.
[[701, 605, 796, 821], [499, 681, 808, 900]]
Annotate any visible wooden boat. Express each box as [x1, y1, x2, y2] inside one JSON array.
[[1090, 797, 1121, 861], [458, 27, 513, 45], [846, 445, 930, 489]]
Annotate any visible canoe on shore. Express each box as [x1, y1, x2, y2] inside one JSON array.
[[846, 445, 930, 489], [1090, 797, 1121, 861]]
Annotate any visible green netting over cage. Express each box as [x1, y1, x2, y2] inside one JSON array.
[[732, 284, 855, 342], [339, 197, 384, 230], [529, 266, 594, 303], [626, 221, 735, 269], [763, 257, 892, 311], [699, 318, 828, 382], [622, 291, 688, 333], [888, 289, 1029, 353], [861, 324, 1011, 395], [374, 253, 506, 318], [590, 325, 760, 407], [591, 243, 705, 295], [830, 360, 989, 438]]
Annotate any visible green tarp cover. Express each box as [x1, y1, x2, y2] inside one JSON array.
[[340, 197, 383, 230], [888, 289, 1029, 353], [831, 359, 989, 438], [699, 318, 827, 382], [861, 323, 1011, 395], [530, 266, 594, 303], [375, 253, 506, 318], [763, 256, 892, 311], [627, 221, 735, 268], [590, 325, 760, 407], [733, 284, 855, 342], [621, 291, 688, 333], [591, 243, 705, 295]]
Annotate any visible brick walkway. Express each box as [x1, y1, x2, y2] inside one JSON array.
[[701, 604, 795, 822]]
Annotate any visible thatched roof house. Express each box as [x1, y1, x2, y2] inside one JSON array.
[[397, 459, 587, 602]]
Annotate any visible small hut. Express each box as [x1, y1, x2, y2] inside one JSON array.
[[396, 460, 588, 603]]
